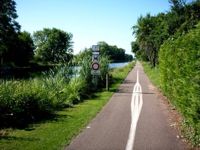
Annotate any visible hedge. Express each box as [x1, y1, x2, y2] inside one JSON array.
[[159, 22, 200, 144]]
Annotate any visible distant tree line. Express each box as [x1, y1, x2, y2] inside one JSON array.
[[132, 0, 200, 66], [98, 41, 133, 62]]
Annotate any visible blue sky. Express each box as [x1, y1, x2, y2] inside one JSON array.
[[15, 0, 171, 54]]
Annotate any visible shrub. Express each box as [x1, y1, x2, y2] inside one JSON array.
[[159, 22, 200, 145], [63, 78, 86, 105]]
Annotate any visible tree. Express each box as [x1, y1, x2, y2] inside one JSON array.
[[98, 41, 130, 62], [132, 13, 169, 66], [0, 0, 20, 66], [15, 31, 34, 66], [132, 0, 200, 67], [131, 41, 139, 54], [33, 28, 73, 64], [131, 41, 146, 60], [132, 14, 159, 66], [125, 54, 133, 62], [169, 0, 186, 14]]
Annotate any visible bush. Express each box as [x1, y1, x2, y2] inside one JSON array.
[[159, 22, 200, 145], [63, 78, 86, 105]]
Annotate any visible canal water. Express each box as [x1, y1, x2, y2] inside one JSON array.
[[109, 62, 129, 69], [73, 62, 129, 77]]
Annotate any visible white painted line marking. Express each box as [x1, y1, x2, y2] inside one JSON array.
[[125, 70, 143, 150]]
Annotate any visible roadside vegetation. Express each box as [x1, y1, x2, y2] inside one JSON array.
[[0, 0, 133, 127], [131, 0, 200, 146], [140, 62, 160, 87], [0, 50, 110, 128], [159, 24, 200, 145], [0, 1, 134, 149], [0, 61, 135, 150]]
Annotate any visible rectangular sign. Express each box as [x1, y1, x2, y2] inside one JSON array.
[[92, 45, 99, 52], [91, 70, 100, 75], [91, 45, 100, 75], [92, 51, 99, 55], [92, 54, 99, 62]]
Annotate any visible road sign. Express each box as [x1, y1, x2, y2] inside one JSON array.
[[92, 62, 100, 70], [91, 61, 100, 75], [92, 54, 99, 62], [92, 51, 99, 54], [91, 45, 100, 75], [92, 45, 99, 52]]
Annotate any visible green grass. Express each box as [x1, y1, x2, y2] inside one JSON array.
[[141, 61, 160, 88], [0, 61, 135, 150], [110, 61, 135, 90], [0, 92, 112, 150]]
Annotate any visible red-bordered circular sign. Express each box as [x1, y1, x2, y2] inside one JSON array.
[[92, 62, 100, 70]]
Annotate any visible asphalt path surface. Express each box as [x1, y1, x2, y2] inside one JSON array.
[[66, 62, 187, 150]]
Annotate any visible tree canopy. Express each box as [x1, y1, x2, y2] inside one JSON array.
[[0, 0, 20, 66], [0, 0, 36, 67], [132, 0, 200, 66], [33, 28, 73, 64], [15, 31, 34, 66], [98, 41, 133, 62]]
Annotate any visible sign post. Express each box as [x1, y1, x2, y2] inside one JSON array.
[[91, 45, 100, 75], [91, 45, 100, 89]]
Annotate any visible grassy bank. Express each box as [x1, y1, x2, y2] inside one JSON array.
[[0, 61, 135, 150]]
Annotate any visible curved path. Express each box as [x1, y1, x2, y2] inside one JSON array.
[[66, 62, 187, 150]]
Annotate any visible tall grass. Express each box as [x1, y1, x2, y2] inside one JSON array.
[[0, 63, 77, 127], [0, 55, 110, 128], [0, 79, 53, 127]]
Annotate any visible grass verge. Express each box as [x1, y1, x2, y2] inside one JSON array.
[[141, 61, 160, 88], [0, 61, 135, 150]]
